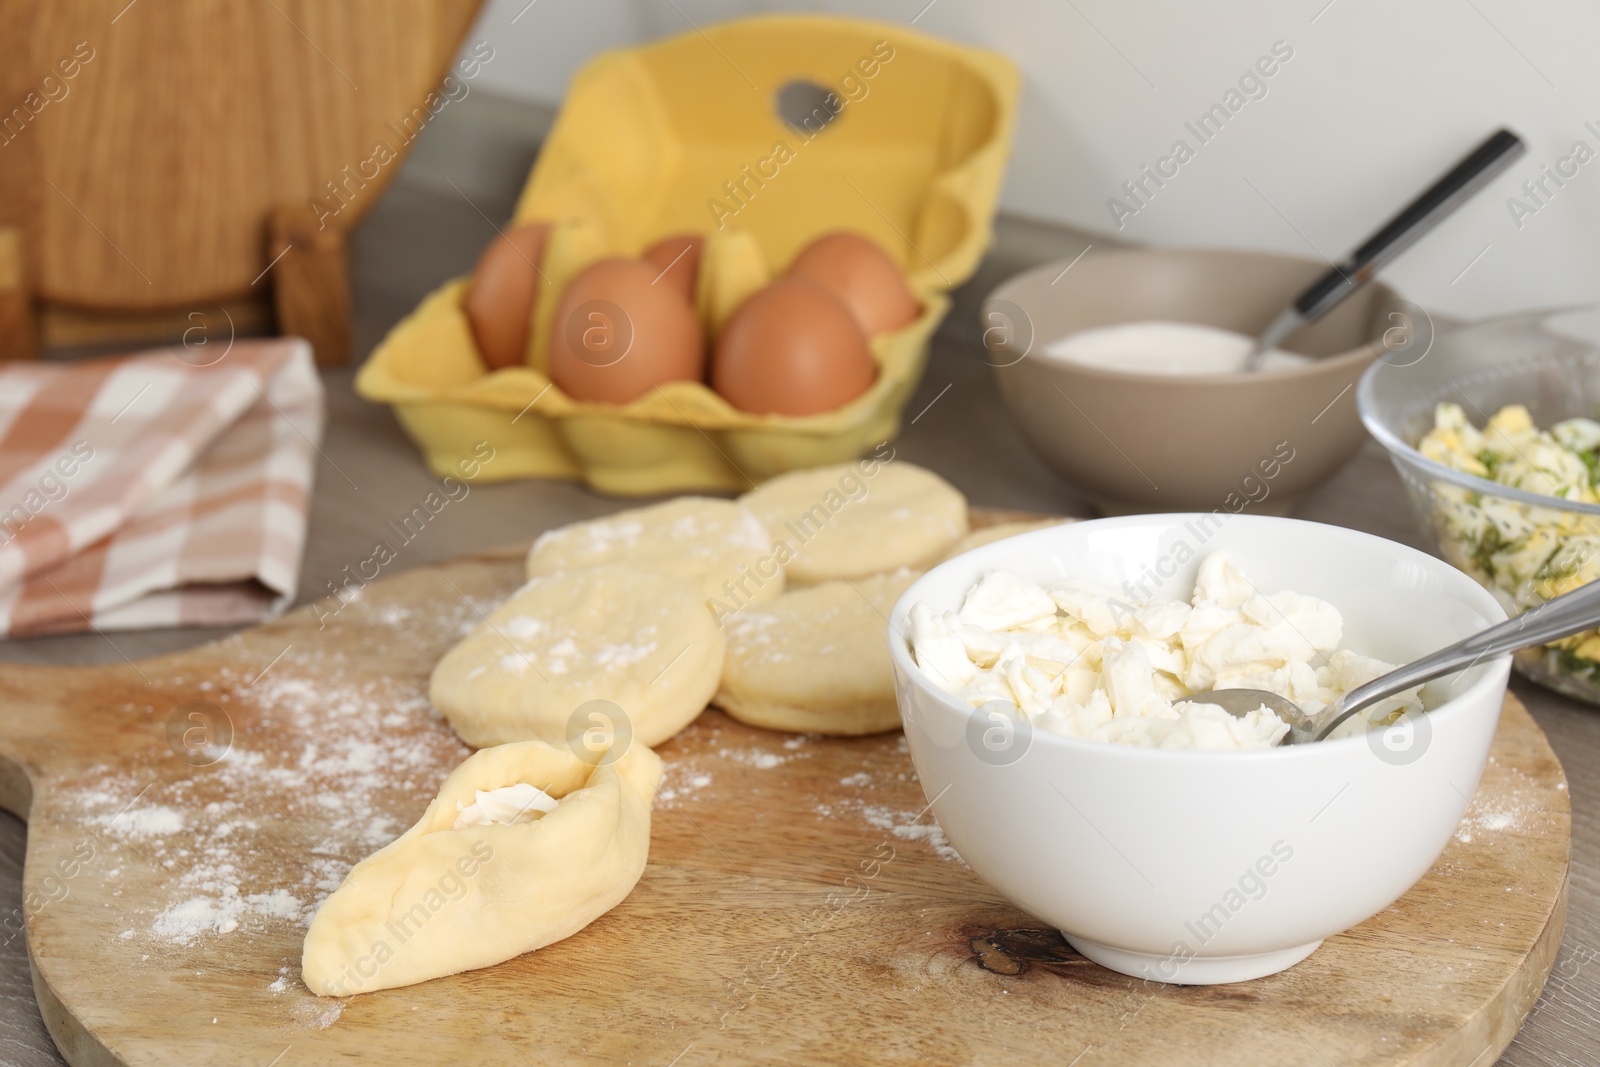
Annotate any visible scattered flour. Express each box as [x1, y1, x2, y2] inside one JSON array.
[[717, 747, 798, 770], [252, 888, 305, 920], [153, 896, 244, 942], [69, 598, 484, 958], [859, 804, 964, 864], [375, 605, 412, 627], [105, 806, 185, 837], [1453, 760, 1544, 846], [655, 760, 714, 805], [504, 616, 546, 640], [814, 793, 964, 865], [292, 997, 343, 1030]]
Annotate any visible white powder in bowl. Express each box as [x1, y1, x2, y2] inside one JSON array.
[[1039, 320, 1312, 376]]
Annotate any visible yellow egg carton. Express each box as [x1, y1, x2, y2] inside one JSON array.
[[356, 14, 1018, 494]]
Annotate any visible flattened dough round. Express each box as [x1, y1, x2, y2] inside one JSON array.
[[430, 564, 724, 749], [302, 740, 663, 995], [713, 569, 921, 735], [740, 461, 967, 584], [940, 518, 1069, 562], [526, 497, 781, 605]]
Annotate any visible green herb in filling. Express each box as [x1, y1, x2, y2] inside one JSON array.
[[1468, 525, 1509, 579]]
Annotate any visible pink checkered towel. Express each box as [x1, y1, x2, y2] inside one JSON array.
[[0, 339, 323, 637]]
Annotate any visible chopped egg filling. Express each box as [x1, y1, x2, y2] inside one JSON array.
[[908, 551, 1422, 750], [452, 783, 560, 830], [1417, 402, 1600, 684]]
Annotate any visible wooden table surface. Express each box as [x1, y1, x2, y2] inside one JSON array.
[[1, 95, 1596, 1066]]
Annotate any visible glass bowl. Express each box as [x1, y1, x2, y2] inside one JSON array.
[[1359, 307, 1600, 703]]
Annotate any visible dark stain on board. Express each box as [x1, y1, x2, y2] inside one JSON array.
[[964, 926, 1090, 978]]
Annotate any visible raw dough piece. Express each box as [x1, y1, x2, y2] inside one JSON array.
[[302, 740, 662, 995], [740, 461, 966, 584], [940, 519, 1069, 562], [714, 569, 921, 735], [430, 564, 724, 748], [526, 497, 781, 605]]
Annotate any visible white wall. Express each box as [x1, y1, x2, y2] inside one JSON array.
[[461, 0, 1600, 320]]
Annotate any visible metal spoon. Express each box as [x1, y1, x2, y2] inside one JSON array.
[[1194, 573, 1600, 744], [1242, 128, 1524, 371]]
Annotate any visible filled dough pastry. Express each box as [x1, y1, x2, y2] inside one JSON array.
[[302, 740, 663, 996], [713, 569, 921, 735], [740, 461, 967, 584], [525, 497, 781, 605], [431, 563, 724, 748]]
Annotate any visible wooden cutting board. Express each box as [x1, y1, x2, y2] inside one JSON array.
[[0, 511, 1570, 1066]]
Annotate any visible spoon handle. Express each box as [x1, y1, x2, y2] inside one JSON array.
[[1293, 129, 1525, 324], [1244, 129, 1524, 371], [1315, 576, 1600, 739]]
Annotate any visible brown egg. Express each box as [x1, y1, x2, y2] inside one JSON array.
[[546, 257, 705, 404], [712, 279, 877, 416], [465, 222, 551, 370], [641, 233, 704, 301], [785, 231, 919, 336]]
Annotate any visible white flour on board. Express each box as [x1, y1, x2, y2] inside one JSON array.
[[1453, 757, 1546, 845], [62, 594, 489, 959], [655, 759, 714, 805], [717, 746, 804, 770], [859, 803, 963, 864], [812, 767, 962, 865], [97, 805, 185, 837], [292, 997, 344, 1030]]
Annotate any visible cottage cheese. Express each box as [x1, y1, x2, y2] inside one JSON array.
[[908, 552, 1422, 750], [452, 783, 559, 829]]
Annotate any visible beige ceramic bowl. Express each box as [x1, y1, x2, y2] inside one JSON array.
[[983, 248, 1402, 514]]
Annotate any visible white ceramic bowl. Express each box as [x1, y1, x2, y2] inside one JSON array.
[[888, 514, 1511, 984]]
